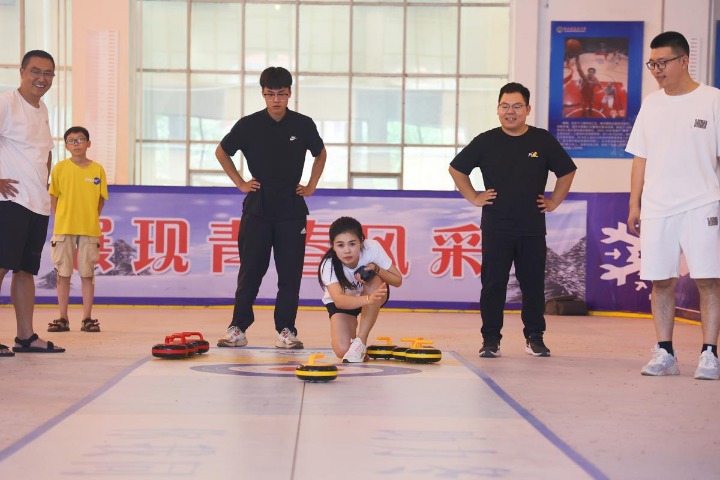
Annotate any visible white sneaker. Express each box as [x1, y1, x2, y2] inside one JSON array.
[[694, 347, 720, 380], [342, 338, 366, 363], [275, 328, 303, 349], [217, 326, 248, 347], [641, 345, 679, 376]]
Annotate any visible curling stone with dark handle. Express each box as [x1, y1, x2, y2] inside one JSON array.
[[354, 265, 376, 282]]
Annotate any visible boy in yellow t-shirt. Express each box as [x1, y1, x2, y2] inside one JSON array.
[[47, 126, 109, 333]]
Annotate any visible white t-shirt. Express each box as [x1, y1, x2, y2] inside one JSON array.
[[0, 89, 54, 215], [626, 83, 720, 219], [319, 238, 393, 305]]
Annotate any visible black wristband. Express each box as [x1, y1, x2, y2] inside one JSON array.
[[354, 265, 376, 281]]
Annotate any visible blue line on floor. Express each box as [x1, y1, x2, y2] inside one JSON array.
[[452, 351, 609, 480], [0, 356, 151, 463]]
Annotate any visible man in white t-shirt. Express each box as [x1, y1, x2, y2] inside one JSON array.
[[0, 50, 65, 356], [626, 31, 720, 380]]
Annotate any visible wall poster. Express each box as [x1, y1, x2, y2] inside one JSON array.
[[549, 21, 644, 158]]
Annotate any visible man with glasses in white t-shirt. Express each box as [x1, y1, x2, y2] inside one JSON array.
[[626, 31, 720, 380], [0, 50, 65, 356]]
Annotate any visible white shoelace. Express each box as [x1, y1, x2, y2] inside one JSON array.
[[699, 351, 718, 369], [650, 348, 673, 365]]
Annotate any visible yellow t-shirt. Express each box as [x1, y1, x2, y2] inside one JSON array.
[[49, 158, 109, 236]]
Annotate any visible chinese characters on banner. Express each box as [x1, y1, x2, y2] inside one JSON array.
[[15, 186, 700, 316], [21, 187, 583, 311]]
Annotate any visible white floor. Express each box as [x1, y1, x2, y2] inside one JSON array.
[[0, 306, 717, 479]]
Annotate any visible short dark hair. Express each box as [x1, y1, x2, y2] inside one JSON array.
[[650, 31, 689, 57], [64, 126, 90, 143], [498, 82, 530, 105], [259, 67, 293, 90], [22, 50, 55, 70]]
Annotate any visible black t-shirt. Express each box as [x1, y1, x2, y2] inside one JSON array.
[[450, 126, 576, 235], [220, 109, 325, 220]]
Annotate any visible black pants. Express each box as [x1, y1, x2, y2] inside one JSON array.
[[231, 213, 307, 334], [480, 234, 546, 340]]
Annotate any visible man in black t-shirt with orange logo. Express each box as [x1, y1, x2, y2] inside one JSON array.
[[449, 82, 577, 359]]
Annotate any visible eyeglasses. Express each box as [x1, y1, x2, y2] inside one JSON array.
[[263, 92, 290, 100], [65, 138, 87, 145], [498, 103, 527, 112], [645, 55, 684, 71], [28, 68, 55, 78]]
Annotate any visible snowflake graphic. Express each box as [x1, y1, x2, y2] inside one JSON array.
[[599, 222, 644, 288]]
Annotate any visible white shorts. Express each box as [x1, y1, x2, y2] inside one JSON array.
[[640, 202, 720, 280]]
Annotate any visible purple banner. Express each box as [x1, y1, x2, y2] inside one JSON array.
[[586, 192, 703, 316], [586, 193, 650, 313], [0, 187, 702, 317]]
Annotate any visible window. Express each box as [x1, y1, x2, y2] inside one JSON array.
[[0, 0, 72, 167], [134, 0, 510, 189]]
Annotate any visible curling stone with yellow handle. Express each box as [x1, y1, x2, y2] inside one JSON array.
[[295, 354, 339, 382], [392, 337, 423, 361], [405, 339, 442, 364], [367, 336, 396, 360]]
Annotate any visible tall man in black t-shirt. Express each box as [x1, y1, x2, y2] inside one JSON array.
[[215, 67, 327, 349], [449, 82, 576, 358]]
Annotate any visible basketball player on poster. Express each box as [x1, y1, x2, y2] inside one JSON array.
[[575, 54, 604, 118]]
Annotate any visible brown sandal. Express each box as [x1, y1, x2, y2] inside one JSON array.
[[81, 318, 101, 332], [47, 318, 70, 332]]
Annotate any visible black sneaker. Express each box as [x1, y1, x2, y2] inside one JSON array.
[[525, 335, 550, 357], [479, 338, 501, 358]]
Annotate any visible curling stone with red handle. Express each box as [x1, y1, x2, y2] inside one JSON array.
[[152, 335, 189, 359], [176, 331, 210, 354]]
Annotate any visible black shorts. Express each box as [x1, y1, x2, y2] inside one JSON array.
[[0, 201, 49, 275], [324, 287, 391, 319], [324, 303, 362, 319]]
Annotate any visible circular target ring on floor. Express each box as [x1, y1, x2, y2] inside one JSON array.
[[191, 362, 422, 378]]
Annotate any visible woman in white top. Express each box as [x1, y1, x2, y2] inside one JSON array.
[[318, 217, 403, 363]]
